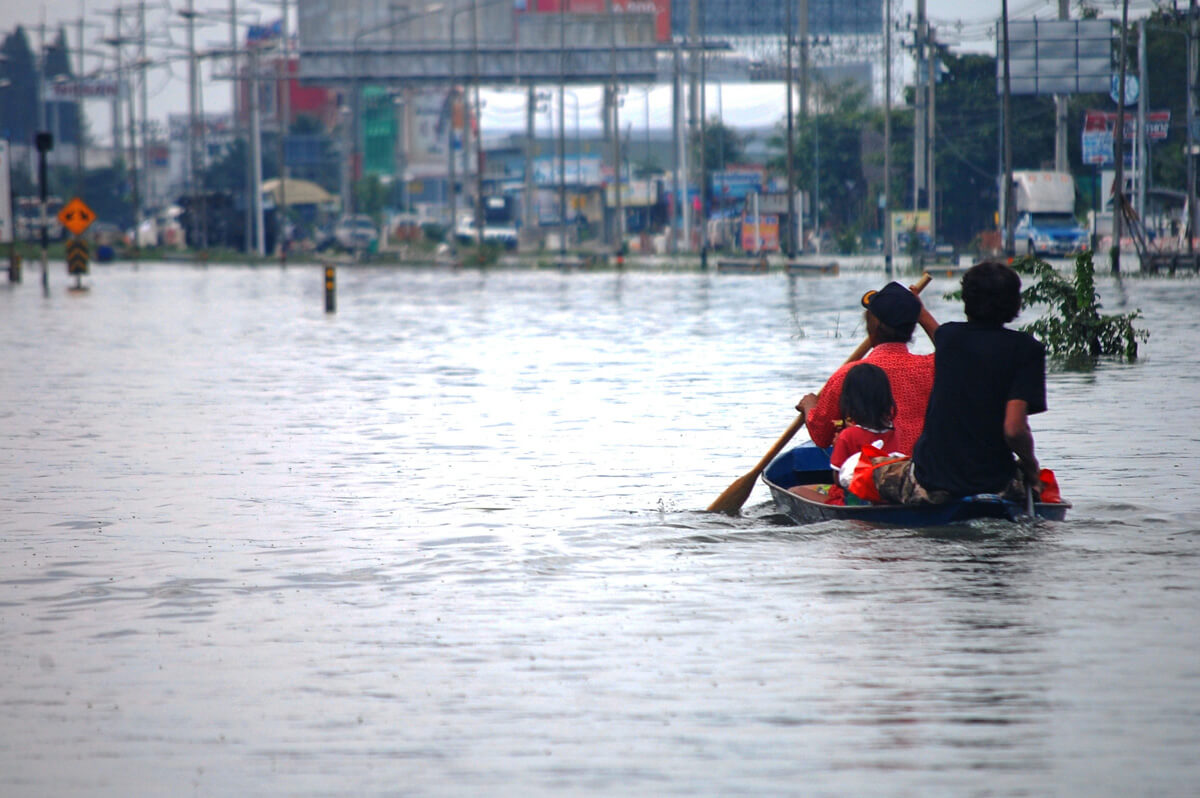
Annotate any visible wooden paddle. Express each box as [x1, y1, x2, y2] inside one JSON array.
[[706, 272, 933, 516]]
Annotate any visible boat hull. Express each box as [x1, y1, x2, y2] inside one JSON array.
[[762, 443, 1070, 526]]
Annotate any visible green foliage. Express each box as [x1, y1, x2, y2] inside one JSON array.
[[692, 117, 745, 173], [354, 174, 388, 220], [1011, 252, 1148, 366], [834, 228, 859, 255]]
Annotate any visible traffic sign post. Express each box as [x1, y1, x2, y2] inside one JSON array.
[[58, 198, 97, 237], [67, 238, 89, 290]]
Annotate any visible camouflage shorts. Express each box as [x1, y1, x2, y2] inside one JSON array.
[[873, 460, 1032, 505]]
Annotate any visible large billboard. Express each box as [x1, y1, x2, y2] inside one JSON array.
[[670, 0, 882, 38], [999, 20, 1111, 96], [530, 0, 671, 42]]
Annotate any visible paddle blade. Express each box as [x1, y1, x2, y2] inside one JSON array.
[[707, 471, 758, 515]]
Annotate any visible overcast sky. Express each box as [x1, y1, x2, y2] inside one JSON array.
[[0, 0, 1157, 146]]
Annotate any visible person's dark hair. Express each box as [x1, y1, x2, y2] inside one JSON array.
[[840, 362, 895, 430], [867, 313, 917, 344], [962, 260, 1022, 324]]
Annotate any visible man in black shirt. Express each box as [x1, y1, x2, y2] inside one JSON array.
[[877, 261, 1046, 503]]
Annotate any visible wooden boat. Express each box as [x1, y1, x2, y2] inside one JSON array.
[[762, 443, 1071, 526]]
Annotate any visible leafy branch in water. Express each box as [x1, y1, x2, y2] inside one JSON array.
[[1009, 252, 1147, 366], [944, 252, 1148, 368]]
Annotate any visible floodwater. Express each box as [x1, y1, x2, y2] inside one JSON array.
[[1, 261, 1197, 796]]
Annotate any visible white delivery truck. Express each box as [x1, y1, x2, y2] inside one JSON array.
[[1003, 171, 1089, 256]]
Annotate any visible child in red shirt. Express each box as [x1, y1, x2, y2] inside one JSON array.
[[828, 362, 899, 505]]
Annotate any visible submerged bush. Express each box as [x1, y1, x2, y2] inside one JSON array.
[[943, 252, 1148, 367], [1011, 252, 1148, 366]]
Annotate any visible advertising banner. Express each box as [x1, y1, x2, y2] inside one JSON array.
[[741, 214, 779, 252], [531, 0, 671, 42], [1082, 109, 1171, 166]]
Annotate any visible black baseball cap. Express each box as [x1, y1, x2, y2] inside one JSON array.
[[861, 282, 921, 328]]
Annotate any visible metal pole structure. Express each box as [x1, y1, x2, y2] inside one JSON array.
[[250, 47, 266, 255], [559, 0, 567, 261], [608, 0, 621, 255], [1137, 19, 1147, 224], [1189, 0, 1197, 266], [883, 0, 892, 277], [676, 44, 689, 251], [1054, 0, 1069, 172], [698, 5, 707, 268], [1112, 0, 1129, 274], [36, 131, 50, 295], [448, 18, 458, 260], [139, 0, 150, 241], [75, 16, 85, 197], [799, 0, 809, 122], [927, 25, 936, 248], [1001, 0, 1015, 257], [524, 85, 536, 240], [471, 0, 484, 247], [279, 0, 289, 265], [126, 15, 140, 260], [913, 0, 925, 235], [233, 0, 249, 253], [184, 0, 198, 250], [785, 0, 795, 258], [813, 103, 820, 251]]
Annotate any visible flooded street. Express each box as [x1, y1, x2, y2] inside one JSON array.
[[1, 262, 1198, 796]]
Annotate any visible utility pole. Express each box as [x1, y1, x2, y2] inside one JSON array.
[[1113, 0, 1129, 274], [928, 25, 936, 246], [559, 0, 567, 261], [913, 0, 926, 240], [183, 0, 199, 250], [1054, 0, 1069, 172], [524, 85, 536, 242], [785, 0, 796, 258], [75, 16, 85, 197], [884, 0, 893, 278], [250, 45, 265, 255], [279, 0, 290, 264], [471, 0, 484, 247], [1188, 0, 1197, 267], [698, 6, 707, 268], [1001, 0, 1014, 257], [799, 0, 809, 121], [139, 0, 149, 225], [126, 4, 141, 260], [1137, 19, 1147, 224]]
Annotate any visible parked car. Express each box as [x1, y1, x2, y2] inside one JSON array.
[[333, 215, 378, 251]]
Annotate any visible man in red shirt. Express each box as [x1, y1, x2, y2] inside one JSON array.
[[796, 281, 939, 455]]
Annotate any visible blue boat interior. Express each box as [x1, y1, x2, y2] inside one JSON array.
[[763, 442, 835, 489]]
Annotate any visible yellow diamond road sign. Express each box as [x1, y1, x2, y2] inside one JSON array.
[[57, 197, 96, 237]]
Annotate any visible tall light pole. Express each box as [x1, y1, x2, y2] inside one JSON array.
[[1001, 0, 1014, 257], [559, 0, 567, 262], [1189, 0, 1198, 267], [883, 0, 893, 277], [785, 0, 796, 258], [1113, 0, 1130, 274]]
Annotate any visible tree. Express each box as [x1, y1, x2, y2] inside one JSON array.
[[931, 52, 1055, 244], [692, 117, 745, 173], [767, 79, 876, 238], [43, 29, 81, 146], [0, 27, 38, 147]]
